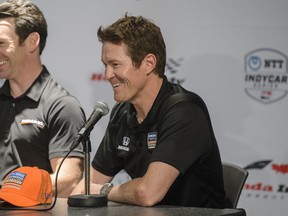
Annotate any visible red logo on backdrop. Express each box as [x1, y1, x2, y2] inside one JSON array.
[[91, 72, 106, 81], [244, 160, 288, 175], [243, 160, 288, 200], [272, 163, 288, 174]]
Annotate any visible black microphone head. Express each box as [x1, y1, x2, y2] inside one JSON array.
[[95, 101, 109, 116]]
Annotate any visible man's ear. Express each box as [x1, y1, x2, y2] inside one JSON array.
[[144, 53, 157, 75], [26, 32, 40, 53]]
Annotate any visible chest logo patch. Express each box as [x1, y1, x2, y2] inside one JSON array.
[[117, 136, 130, 152], [20, 119, 45, 129], [147, 132, 157, 149]]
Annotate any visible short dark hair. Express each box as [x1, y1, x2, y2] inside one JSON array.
[[97, 13, 166, 77], [0, 0, 48, 55]]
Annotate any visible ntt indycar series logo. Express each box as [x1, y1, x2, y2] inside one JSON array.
[[244, 48, 288, 104]]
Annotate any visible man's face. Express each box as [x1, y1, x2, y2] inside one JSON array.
[[101, 42, 149, 103], [0, 18, 25, 80]]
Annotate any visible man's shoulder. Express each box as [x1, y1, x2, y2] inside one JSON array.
[[41, 70, 80, 103], [39, 74, 83, 116], [169, 83, 203, 105], [108, 102, 139, 129], [159, 83, 210, 119]]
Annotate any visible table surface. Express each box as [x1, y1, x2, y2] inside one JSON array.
[[0, 198, 246, 216]]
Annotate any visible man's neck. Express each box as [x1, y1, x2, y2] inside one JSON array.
[[133, 76, 163, 122], [9, 64, 43, 98]]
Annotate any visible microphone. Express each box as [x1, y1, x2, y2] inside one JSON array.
[[70, 101, 109, 150], [68, 101, 110, 207]]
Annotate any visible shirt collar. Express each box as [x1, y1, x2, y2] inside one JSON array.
[[26, 66, 50, 102], [145, 76, 173, 125], [126, 75, 173, 129], [0, 65, 50, 102]]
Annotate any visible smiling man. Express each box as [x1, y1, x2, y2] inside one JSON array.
[[71, 13, 231, 208], [0, 0, 85, 197]]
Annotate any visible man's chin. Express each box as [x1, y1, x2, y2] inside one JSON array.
[[114, 96, 127, 103]]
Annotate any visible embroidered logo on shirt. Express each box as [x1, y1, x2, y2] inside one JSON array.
[[117, 137, 130, 152], [147, 132, 157, 149], [20, 119, 45, 129]]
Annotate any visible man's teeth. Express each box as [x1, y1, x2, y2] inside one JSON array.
[[113, 83, 121, 88], [0, 60, 7, 66]]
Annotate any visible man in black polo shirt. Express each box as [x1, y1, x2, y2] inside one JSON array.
[[72, 14, 231, 208], [0, 0, 85, 197]]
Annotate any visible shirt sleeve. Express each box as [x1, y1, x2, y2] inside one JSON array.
[[47, 95, 85, 159]]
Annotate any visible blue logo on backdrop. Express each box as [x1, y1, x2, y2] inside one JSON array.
[[244, 48, 288, 104]]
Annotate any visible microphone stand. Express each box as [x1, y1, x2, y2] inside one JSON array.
[[67, 135, 107, 207]]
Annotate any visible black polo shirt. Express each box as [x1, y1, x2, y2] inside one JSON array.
[[0, 66, 85, 185], [92, 76, 230, 208]]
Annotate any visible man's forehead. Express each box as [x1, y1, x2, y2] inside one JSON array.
[[0, 17, 15, 29], [0, 18, 17, 40]]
